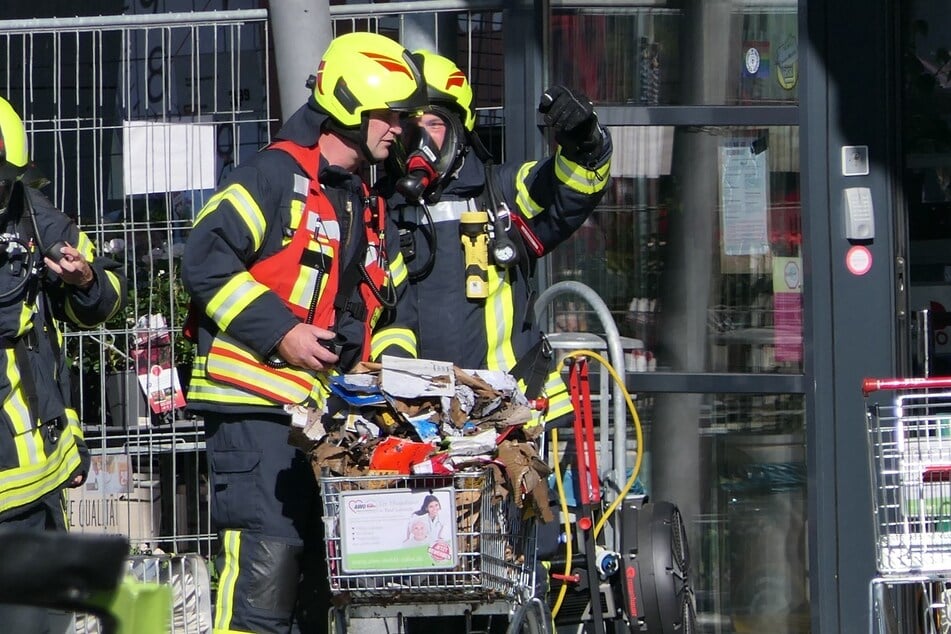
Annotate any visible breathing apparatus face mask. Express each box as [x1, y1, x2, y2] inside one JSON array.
[[391, 106, 467, 204], [0, 161, 24, 218]]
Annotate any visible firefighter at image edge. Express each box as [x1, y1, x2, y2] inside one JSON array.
[[0, 95, 126, 632], [180, 32, 425, 634]]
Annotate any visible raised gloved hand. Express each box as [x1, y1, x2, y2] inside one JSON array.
[[538, 85, 604, 160]]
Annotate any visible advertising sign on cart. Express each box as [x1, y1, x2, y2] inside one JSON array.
[[339, 487, 456, 572]]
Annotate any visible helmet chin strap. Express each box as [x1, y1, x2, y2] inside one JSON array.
[[326, 118, 380, 165]]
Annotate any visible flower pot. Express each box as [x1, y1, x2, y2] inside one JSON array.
[[104, 370, 150, 428]]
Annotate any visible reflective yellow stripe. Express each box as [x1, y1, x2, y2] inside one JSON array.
[[13, 304, 32, 338], [554, 151, 611, 195], [288, 266, 324, 313], [195, 184, 267, 251], [515, 162, 544, 219], [66, 268, 123, 327], [203, 337, 330, 407], [75, 232, 96, 260], [543, 371, 574, 421], [370, 327, 417, 361], [0, 424, 81, 516], [64, 408, 83, 440], [287, 200, 304, 246], [187, 367, 281, 407], [388, 250, 408, 287], [207, 338, 312, 404], [214, 529, 241, 632], [521, 370, 572, 428], [2, 349, 43, 478], [484, 267, 517, 372], [3, 350, 33, 436], [206, 273, 269, 331]]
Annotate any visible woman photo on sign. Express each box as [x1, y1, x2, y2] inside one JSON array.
[[407, 494, 447, 543]]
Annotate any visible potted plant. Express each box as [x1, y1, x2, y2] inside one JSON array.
[[67, 237, 195, 428]]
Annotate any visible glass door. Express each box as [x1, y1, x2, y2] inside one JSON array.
[[545, 2, 806, 632], [902, 1, 951, 377]]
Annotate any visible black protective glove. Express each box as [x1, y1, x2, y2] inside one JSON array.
[[538, 85, 604, 160]]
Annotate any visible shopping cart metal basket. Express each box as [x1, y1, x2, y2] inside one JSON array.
[[862, 377, 951, 634], [319, 467, 537, 618], [863, 377, 951, 575]]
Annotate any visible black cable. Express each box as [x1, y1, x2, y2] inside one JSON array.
[[407, 202, 437, 282], [359, 260, 397, 309]]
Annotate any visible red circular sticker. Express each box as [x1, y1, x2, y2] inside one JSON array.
[[846, 245, 873, 276]]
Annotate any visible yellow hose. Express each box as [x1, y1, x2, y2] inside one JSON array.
[[548, 349, 644, 619]]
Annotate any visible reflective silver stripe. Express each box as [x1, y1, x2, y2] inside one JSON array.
[[484, 266, 517, 372], [214, 529, 241, 630], [408, 199, 475, 224], [389, 250, 408, 287], [293, 173, 309, 196], [554, 152, 611, 194], [0, 424, 80, 516], [207, 273, 269, 330]]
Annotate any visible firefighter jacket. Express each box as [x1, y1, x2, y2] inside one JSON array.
[[182, 105, 406, 415], [372, 131, 612, 423], [0, 183, 125, 523]]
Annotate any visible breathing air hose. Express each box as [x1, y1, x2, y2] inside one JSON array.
[[549, 348, 644, 620]]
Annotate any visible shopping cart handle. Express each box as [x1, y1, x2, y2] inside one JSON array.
[[923, 466, 951, 483], [551, 572, 580, 584], [862, 376, 951, 395]]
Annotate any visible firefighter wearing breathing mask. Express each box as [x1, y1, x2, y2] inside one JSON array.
[[372, 50, 612, 430], [181, 32, 425, 633], [0, 95, 125, 632]]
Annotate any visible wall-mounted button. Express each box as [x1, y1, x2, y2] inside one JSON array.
[[842, 145, 870, 176]]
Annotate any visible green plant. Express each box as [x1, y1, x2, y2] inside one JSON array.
[[66, 248, 194, 375]]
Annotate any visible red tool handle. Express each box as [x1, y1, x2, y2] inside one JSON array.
[[569, 358, 601, 505], [862, 376, 951, 396]]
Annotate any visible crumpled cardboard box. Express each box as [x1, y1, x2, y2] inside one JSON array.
[[300, 357, 551, 520]]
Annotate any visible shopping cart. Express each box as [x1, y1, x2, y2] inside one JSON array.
[[863, 376, 951, 634], [320, 468, 549, 633]]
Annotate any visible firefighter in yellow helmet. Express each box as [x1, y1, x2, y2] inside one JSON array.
[[0, 96, 125, 632], [181, 31, 425, 633], [369, 48, 611, 634], [373, 50, 611, 427]]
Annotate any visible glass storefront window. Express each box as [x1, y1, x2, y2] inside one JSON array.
[[547, 125, 801, 374], [615, 391, 808, 633], [550, 2, 798, 106]]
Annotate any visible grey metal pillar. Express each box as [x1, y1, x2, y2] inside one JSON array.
[[502, 0, 545, 166], [652, 0, 732, 566], [268, 0, 333, 123]]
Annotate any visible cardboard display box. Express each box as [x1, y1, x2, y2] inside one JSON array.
[[67, 454, 161, 545]]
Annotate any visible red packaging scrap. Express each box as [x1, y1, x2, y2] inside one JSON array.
[[368, 437, 435, 475]]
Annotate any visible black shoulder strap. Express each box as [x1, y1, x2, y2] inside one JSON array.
[[483, 163, 537, 326], [509, 333, 555, 400], [332, 251, 368, 321]]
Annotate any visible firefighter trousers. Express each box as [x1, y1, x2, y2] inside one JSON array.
[[205, 412, 327, 634]]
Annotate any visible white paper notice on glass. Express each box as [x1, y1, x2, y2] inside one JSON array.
[[719, 145, 770, 256], [122, 120, 216, 196]]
